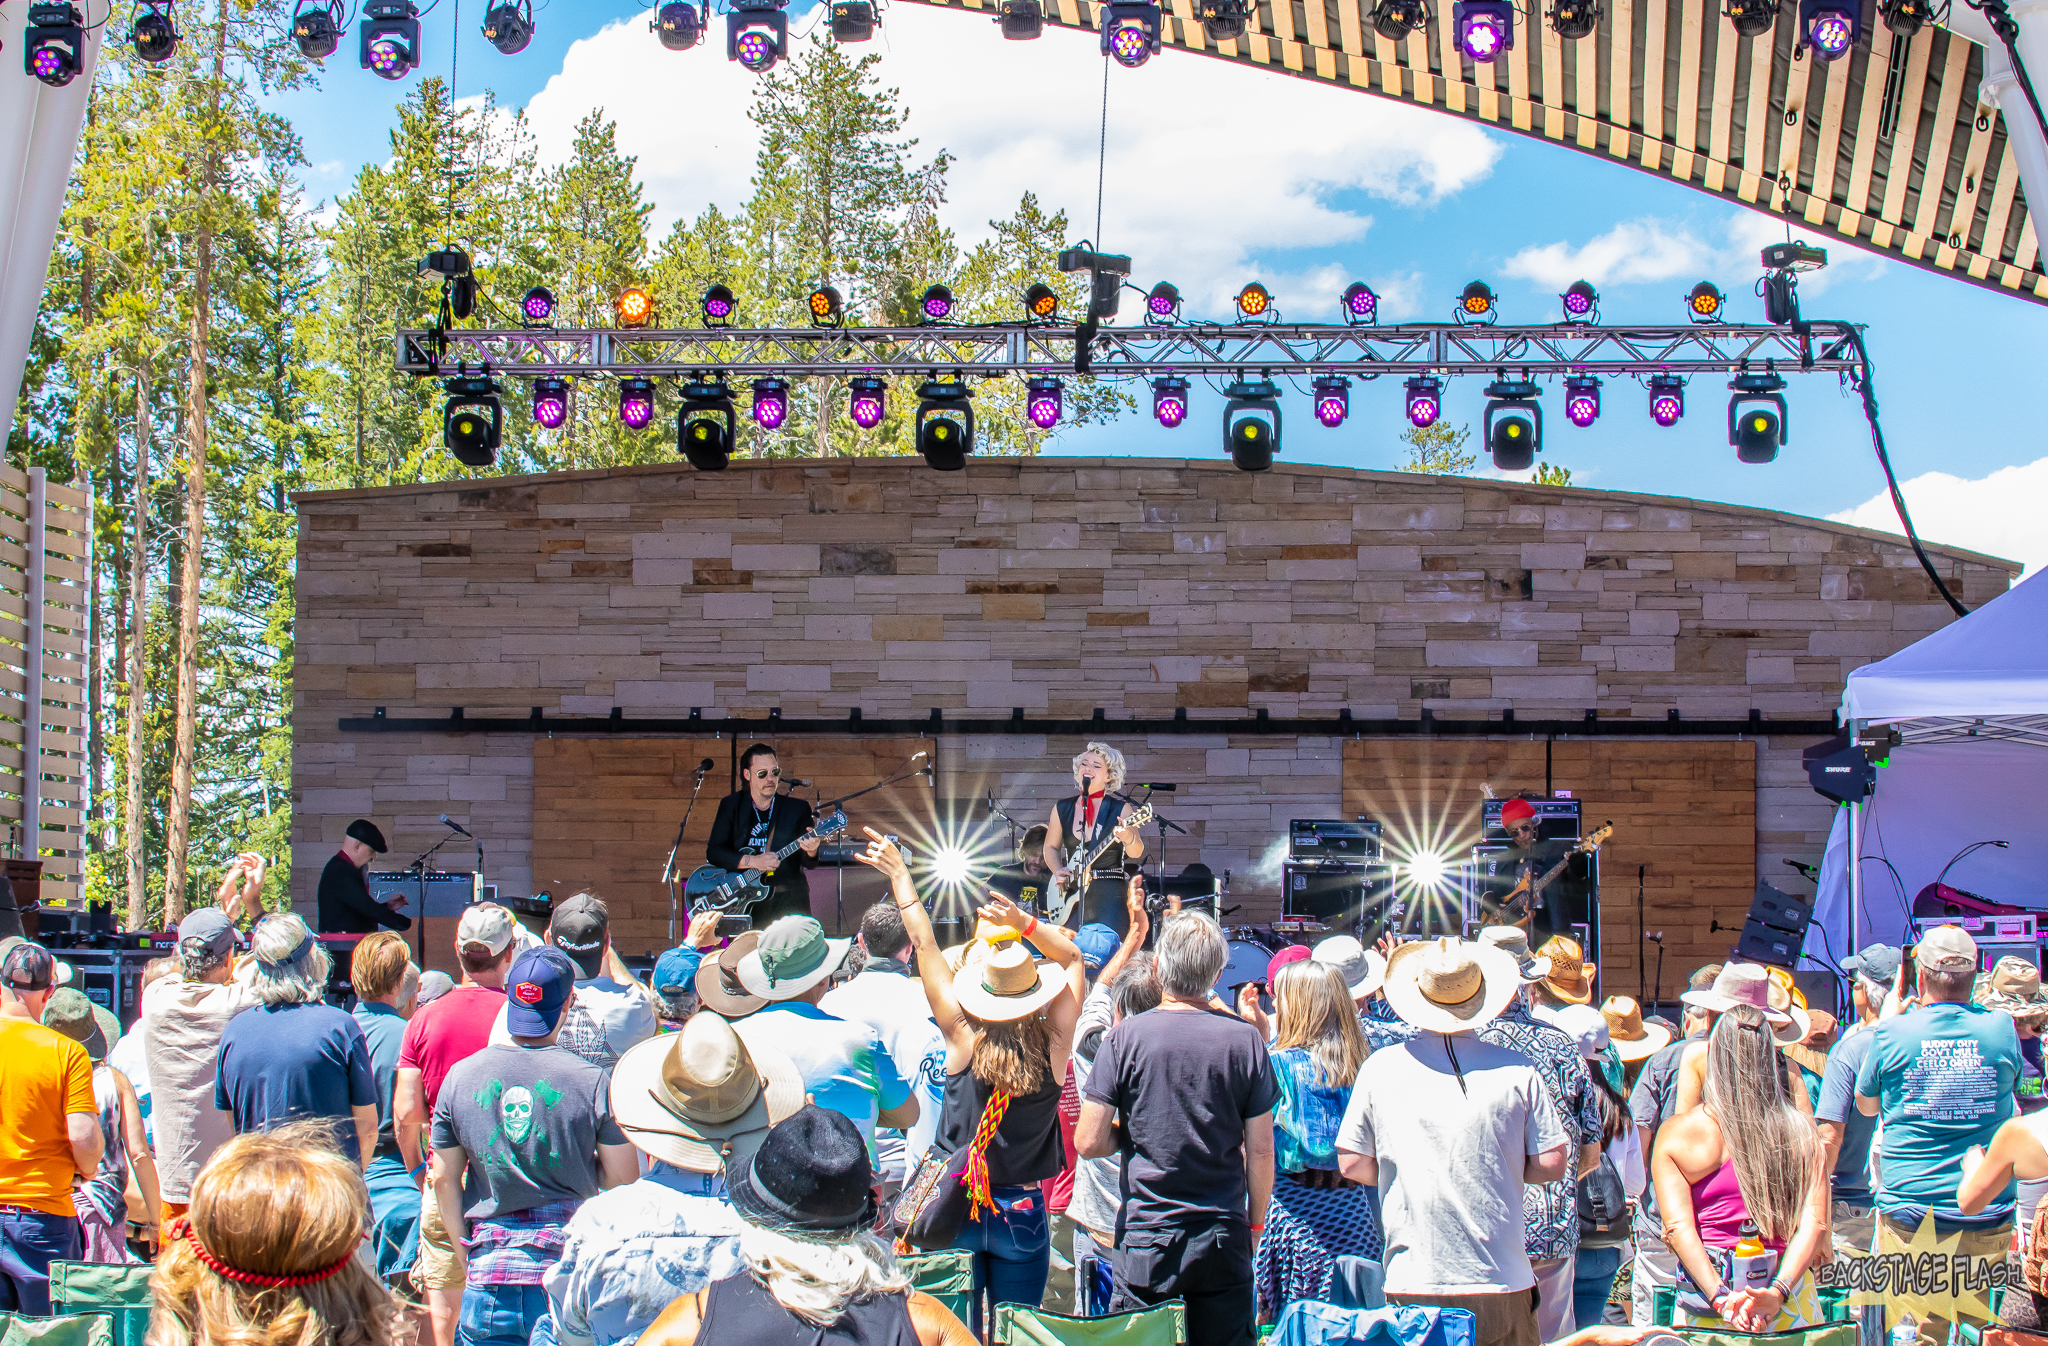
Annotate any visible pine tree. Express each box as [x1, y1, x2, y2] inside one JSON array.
[[1397, 422, 1477, 475]]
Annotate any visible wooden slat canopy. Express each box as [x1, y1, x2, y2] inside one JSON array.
[[904, 0, 2045, 303]]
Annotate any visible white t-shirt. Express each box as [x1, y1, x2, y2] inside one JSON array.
[[1066, 983, 1122, 1237], [489, 975, 658, 1059], [819, 964, 946, 1179], [1338, 1031, 1568, 1296]]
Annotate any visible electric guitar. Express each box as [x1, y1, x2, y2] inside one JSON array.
[[686, 806, 849, 915], [1049, 801, 1155, 927], [1498, 822, 1614, 929]]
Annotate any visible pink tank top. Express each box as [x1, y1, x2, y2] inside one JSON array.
[[1689, 1159, 1785, 1250]]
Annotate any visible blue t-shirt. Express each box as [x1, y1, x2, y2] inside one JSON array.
[[733, 1001, 910, 1159], [353, 1000, 408, 1159], [216, 1001, 378, 1164], [1854, 1001, 2021, 1225], [1815, 1022, 1879, 1207]]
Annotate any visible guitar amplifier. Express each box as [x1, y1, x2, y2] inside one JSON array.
[[1289, 819, 1382, 862], [1481, 797, 1581, 843], [1283, 863, 1397, 941], [368, 871, 480, 919]]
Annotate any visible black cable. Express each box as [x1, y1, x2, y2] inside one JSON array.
[[1838, 324, 1969, 618], [1971, 0, 2048, 142]]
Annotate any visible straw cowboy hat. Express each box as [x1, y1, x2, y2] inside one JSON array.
[[953, 940, 1065, 1023], [1475, 926, 1551, 984], [611, 1011, 806, 1172], [1600, 995, 1673, 1061], [1538, 935, 1597, 1005], [1680, 962, 1810, 1045], [1311, 936, 1387, 1000], [696, 931, 768, 1017], [1382, 937, 1522, 1035]]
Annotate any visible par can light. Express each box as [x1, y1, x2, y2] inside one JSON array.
[[654, 0, 703, 47], [1201, 0, 1249, 41], [131, 0, 180, 61], [1024, 283, 1060, 322], [807, 285, 845, 328], [1404, 376, 1443, 429], [1878, 0, 1927, 33], [1312, 375, 1350, 429], [1457, 279, 1497, 321], [848, 377, 888, 430], [1145, 282, 1181, 322], [1341, 282, 1379, 324], [997, 0, 1044, 37], [481, 0, 532, 53], [920, 284, 954, 322], [1370, 0, 1430, 37], [531, 376, 569, 430], [1453, 0, 1512, 60], [615, 286, 654, 329], [830, 0, 875, 40], [1152, 375, 1190, 428], [701, 284, 736, 328], [1235, 282, 1271, 318], [1561, 279, 1598, 321], [521, 286, 555, 326], [1686, 280, 1724, 322], [1800, 0, 1855, 56], [1724, 0, 1777, 33], [1648, 374, 1685, 427], [618, 377, 657, 431], [292, 0, 342, 57], [1548, 0, 1598, 38]]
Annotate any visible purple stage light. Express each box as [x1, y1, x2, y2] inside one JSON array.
[[1564, 375, 1600, 427], [735, 26, 775, 64], [1026, 376, 1063, 430], [1561, 280, 1597, 320], [920, 284, 954, 321], [752, 378, 789, 429], [1109, 19, 1150, 63], [1341, 282, 1378, 323], [701, 285, 735, 325], [1808, 8, 1853, 54], [1458, 7, 1505, 59], [1146, 283, 1181, 320], [1312, 375, 1350, 429], [1152, 376, 1189, 428], [367, 36, 407, 73], [849, 378, 887, 429], [1316, 397, 1345, 427], [1648, 374, 1684, 427], [522, 286, 555, 324], [618, 378, 656, 430], [532, 378, 568, 429], [1405, 376, 1442, 429]]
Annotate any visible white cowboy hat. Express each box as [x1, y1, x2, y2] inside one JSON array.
[[1382, 937, 1522, 1035], [1475, 925, 1553, 984], [1311, 936, 1388, 1000], [611, 1011, 806, 1173], [1680, 962, 1810, 1045], [951, 941, 1065, 1023]]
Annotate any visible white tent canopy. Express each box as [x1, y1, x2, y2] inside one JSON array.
[[1812, 569, 2048, 962]]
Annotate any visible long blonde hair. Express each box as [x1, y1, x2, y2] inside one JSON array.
[[1702, 1005, 1819, 1243], [1271, 961, 1368, 1089], [147, 1125, 399, 1346]]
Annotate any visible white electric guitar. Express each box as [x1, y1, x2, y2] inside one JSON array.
[[1049, 801, 1155, 926]]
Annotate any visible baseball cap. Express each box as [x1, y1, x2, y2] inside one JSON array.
[[1073, 924, 1119, 975], [456, 903, 516, 958], [414, 971, 455, 1007], [1, 941, 56, 993], [549, 894, 609, 981], [1918, 924, 1978, 972], [178, 907, 237, 962], [1842, 942, 1903, 984], [653, 944, 703, 995], [505, 946, 577, 1037], [42, 988, 107, 1060]]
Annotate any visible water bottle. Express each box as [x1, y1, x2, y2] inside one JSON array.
[[1891, 1313, 1919, 1346]]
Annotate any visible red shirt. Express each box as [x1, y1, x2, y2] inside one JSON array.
[[397, 983, 505, 1113]]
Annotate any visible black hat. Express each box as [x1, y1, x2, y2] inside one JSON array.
[[549, 893, 609, 981], [725, 1104, 877, 1234], [346, 819, 388, 854]]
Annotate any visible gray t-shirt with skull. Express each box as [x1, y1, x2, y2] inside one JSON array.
[[430, 1042, 625, 1220]]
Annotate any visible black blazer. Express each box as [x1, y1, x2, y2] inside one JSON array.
[[705, 791, 817, 920]]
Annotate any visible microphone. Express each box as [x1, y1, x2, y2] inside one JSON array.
[[781, 777, 812, 787], [1134, 782, 1178, 791], [1995, 840, 2012, 848], [694, 757, 714, 776], [439, 814, 472, 837], [910, 751, 929, 762]]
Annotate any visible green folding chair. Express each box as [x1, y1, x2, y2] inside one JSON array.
[[0, 1313, 116, 1346], [993, 1301, 1186, 1346], [47, 1262, 152, 1346], [900, 1249, 977, 1327]]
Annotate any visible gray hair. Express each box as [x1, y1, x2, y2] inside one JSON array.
[[399, 961, 421, 1009], [248, 914, 332, 1007], [1156, 912, 1227, 1001], [179, 942, 229, 982], [1703, 1005, 1818, 1243], [736, 1224, 909, 1326], [1071, 741, 1126, 794]]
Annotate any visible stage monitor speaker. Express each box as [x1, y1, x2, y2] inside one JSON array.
[[1481, 797, 1582, 843], [1733, 881, 1814, 967]]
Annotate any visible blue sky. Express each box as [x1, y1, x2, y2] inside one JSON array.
[[265, 2, 2048, 568]]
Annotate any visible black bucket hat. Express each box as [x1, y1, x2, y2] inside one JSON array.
[[725, 1104, 877, 1235]]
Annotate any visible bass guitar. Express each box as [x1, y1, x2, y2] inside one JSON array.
[[1499, 822, 1614, 929], [1049, 801, 1155, 927], [685, 806, 849, 916]]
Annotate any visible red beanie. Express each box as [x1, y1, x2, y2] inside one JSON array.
[[1500, 798, 1538, 827]]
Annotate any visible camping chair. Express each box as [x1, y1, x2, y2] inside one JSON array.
[[899, 1249, 977, 1328], [0, 1313, 116, 1346], [1267, 1301, 1476, 1346], [1650, 1281, 1858, 1346], [992, 1301, 1186, 1346], [47, 1263, 150, 1346]]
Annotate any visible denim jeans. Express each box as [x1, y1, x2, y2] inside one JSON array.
[[363, 1153, 421, 1281], [0, 1207, 80, 1315], [1573, 1245, 1624, 1333], [456, 1283, 551, 1346], [949, 1184, 1051, 1335]]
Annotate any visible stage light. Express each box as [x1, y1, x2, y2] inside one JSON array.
[[1564, 375, 1601, 428], [1879, 0, 1928, 34], [727, 3, 786, 70], [1453, 0, 1512, 60], [915, 381, 974, 470], [1312, 375, 1350, 429], [481, 0, 531, 52], [1483, 377, 1541, 470], [1145, 282, 1182, 323], [701, 284, 736, 328], [1236, 282, 1272, 319], [1648, 374, 1685, 427], [1406, 849, 1448, 890], [443, 375, 503, 468], [807, 285, 845, 328], [1341, 282, 1378, 325], [996, 0, 1043, 37], [930, 847, 974, 887], [1561, 279, 1598, 322], [292, 0, 342, 56], [1370, 0, 1429, 37], [1686, 280, 1724, 322], [359, 0, 420, 79], [1152, 375, 1190, 428], [1724, 0, 1777, 34], [1728, 370, 1787, 464], [920, 284, 954, 322], [615, 286, 654, 329], [1024, 283, 1060, 322], [1404, 376, 1443, 429], [1549, 0, 1598, 37], [654, 0, 702, 47], [1201, 0, 1249, 41], [848, 377, 887, 430], [1800, 0, 1855, 57], [1457, 280, 1497, 322], [1026, 376, 1063, 430], [679, 381, 736, 471], [521, 286, 555, 326], [1762, 270, 1801, 325], [531, 377, 569, 429], [1101, 1, 1161, 66], [130, 0, 180, 61], [830, 0, 875, 40], [751, 377, 789, 430], [1223, 379, 1282, 472], [618, 377, 656, 431], [25, 3, 84, 84]]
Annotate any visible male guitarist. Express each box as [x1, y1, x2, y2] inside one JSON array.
[[705, 743, 822, 924], [1485, 796, 1579, 942], [1043, 741, 1146, 936]]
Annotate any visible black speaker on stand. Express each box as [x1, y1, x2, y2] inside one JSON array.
[[1731, 881, 1814, 968]]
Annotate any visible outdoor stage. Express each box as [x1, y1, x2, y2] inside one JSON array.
[[289, 455, 2015, 992]]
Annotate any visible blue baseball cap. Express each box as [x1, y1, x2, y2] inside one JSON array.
[[653, 945, 705, 995], [1074, 924, 1120, 975], [505, 946, 577, 1037]]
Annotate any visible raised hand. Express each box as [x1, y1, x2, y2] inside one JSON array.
[[853, 826, 909, 881], [977, 889, 1033, 932]]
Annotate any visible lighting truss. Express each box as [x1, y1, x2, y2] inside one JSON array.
[[397, 320, 1863, 380]]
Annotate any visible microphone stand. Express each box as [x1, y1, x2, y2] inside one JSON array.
[[407, 832, 458, 967], [665, 768, 714, 946], [986, 794, 1024, 864]]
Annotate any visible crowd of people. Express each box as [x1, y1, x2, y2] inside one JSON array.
[[0, 823, 2043, 1346]]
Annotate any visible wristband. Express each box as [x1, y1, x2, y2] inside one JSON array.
[[1769, 1279, 1793, 1300], [408, 1163, 426, 1178], [1023, 916, 1039, 938], [1248, 1224, 1265, 1233]]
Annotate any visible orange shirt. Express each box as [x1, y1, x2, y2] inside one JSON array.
[[0, 1016, 96, 1216]]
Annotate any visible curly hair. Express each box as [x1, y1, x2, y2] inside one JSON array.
[[146, 1124, 401, 1346]]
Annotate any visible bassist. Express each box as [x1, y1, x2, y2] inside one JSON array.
[[1043, 741, 1146, 935], [1485, 796, 1573, 941], [705, 743, 822, 924]]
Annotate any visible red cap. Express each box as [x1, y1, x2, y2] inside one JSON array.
[[1267, 944, 1311, 986], [1500, 798, 1538, 827]]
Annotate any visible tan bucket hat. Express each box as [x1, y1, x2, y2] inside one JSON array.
[[1383, 937, 1522, 1034], [611, 1011, 806, 1172], [1977, 956, 2048, 1016]]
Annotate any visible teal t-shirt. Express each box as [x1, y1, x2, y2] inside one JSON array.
[[1854, 1001, 2021, 1225]]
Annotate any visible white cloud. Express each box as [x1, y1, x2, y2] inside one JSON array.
[[1502, 207, 1888, 294], [518, 7, 1500, 298], [1828, 459, 2048, 574]]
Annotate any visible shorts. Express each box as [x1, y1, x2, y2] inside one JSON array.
[[1388, 1288, 1539, 1346], [412, 1185, 465, 1293]]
